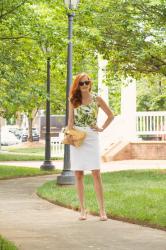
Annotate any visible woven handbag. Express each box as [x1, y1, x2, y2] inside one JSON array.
[[62, 127, 86, 147]]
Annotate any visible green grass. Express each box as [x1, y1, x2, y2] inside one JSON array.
[[6, 147, 45, 154], [0, 165, 61, 180], [0, 153, 62, 161], [37, 169, 166, 230], [0, 235, 18, 250], [0, 145, 63, 161], [0, 153, 44, 161], [7, 146, 64, 155]]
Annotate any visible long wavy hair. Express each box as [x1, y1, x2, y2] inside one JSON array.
[[69, 73, 92, 108]]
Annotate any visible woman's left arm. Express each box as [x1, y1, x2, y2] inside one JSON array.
[[93, 96, 114, 132]]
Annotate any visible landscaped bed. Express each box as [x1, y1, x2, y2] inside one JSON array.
[[37, 169, 166, 230]]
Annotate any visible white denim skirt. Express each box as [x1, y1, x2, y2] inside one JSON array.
[[70, 126, 101, 171]]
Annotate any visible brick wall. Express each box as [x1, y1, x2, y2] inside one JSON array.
[[131, 142, 166, 160], [102, 142, 166, 161]]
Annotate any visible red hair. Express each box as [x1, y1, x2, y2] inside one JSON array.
[[69, 73, 92, 108]]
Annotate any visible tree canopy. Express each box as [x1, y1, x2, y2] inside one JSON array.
[[0, 0, 165, 122]]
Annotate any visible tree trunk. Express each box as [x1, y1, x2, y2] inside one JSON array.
[[159, 80, 162, 94], [28, 118, 33, 142]]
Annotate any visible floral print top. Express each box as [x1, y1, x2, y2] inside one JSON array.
[[74, 93, 99, 127]]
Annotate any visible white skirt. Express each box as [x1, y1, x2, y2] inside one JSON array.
[[70, 126, 101, 171]]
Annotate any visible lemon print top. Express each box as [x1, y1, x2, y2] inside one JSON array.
[[74, 93, 99, 127]]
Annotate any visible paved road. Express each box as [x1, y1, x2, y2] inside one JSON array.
[[0, 159, 166, 173], [0, 174, 165, 250]]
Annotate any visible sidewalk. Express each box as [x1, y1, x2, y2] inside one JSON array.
[[0, 174, 165, 250], [0, 159, 166, 172]]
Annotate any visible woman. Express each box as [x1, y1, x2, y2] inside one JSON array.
[[68, 72, 114, 221]]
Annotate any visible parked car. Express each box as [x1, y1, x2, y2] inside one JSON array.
[[31, 128, 40, 141], [7, 127, 39, 142], [1, 131, 20, 146], [21, 131, 28, 142], [13, 128, 28, 142], [19, 128, 39, 141], [9, 127, 18, 134]]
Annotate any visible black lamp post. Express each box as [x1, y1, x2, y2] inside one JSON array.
[[57, 0, 79, 184], [41, 47, 55, 170]]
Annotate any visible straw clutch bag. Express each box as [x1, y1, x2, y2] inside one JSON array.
[[62, 127, 86, 147]]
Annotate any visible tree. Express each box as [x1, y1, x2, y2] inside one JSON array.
[[0, 0, 67, 133], [76, 0, 166, 77], [137, 75, 166, 111], [1, 0, 165, 125]]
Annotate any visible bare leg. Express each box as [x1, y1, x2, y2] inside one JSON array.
[[92, 169, 107, 221], [75, 171, 87, 220]]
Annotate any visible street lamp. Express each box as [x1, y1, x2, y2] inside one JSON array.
[[41, 46, 55, 170], [64, 0, 79, 9], [57, 0, 79, 184]]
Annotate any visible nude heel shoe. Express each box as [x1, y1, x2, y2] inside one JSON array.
[[99, 211, 108, 221], [79, 210, 87, 220]]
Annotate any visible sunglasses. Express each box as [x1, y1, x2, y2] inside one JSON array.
[[79, 80, 91, 86]]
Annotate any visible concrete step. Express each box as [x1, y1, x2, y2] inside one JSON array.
[[102, 141, 166, 162], [102, 141, 130, 162]]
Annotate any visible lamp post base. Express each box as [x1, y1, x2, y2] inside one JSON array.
[[40, 160, 55, 170], [57, 170, 75, 185]]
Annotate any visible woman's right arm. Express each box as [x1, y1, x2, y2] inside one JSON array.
[[67, 100, 74, 129]]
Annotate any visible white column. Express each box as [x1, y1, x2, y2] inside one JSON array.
[[97, 54, 109, 127], [0, 117, 6, 150], [121, 77, 137, 140], [0, 117, 2, 150], [33, 110, 44, 137]]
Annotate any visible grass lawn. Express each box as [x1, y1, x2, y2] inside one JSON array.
[[0, 153, 62, 161], [37, 169, 166, 230], [6, 146, 64, 155], [0, 145, 63, 161], [0, 235, 18, 250], [0, 165, 61, 180], [6, 147, 45, 154]]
